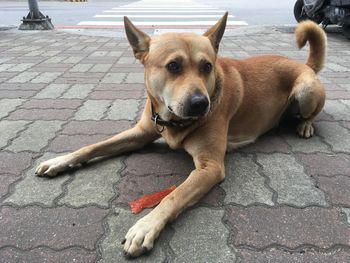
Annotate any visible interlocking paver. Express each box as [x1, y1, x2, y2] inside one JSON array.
[[222, 153, 274, 206], [34, 83, 71, 99], [74, 100, 111, 120], [61, 120, 133, 135], [315, 175, 350, 206], [107, 99, 139, 120], [0, 206, 108, 250], [315, 121, 350, 152], [0, 120, 29, 148], [61, 84, 95, 99], [0, 99, 24, 119], [7, 121, 62, 152], [58, 158, 123, 208]]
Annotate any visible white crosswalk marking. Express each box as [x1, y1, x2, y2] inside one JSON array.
[[77, 0, 248, 32]]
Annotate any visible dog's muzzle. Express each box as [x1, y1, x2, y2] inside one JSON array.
[[185, 94, 209, 117]]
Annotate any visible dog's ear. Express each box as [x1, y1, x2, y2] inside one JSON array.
[[124, 16, 151, 62], [203, 12, 228, 53]]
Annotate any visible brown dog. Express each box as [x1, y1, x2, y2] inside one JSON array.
[[36, 13, 326, 257]]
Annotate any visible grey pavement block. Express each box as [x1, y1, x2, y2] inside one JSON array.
[[257, 153, 328, 207], [4, 153, 70, 206], [34, 84, 71, 99], [0, 99, 24, 119], [7, 121, 62, 152], [58, 158, 123, 207], [98, 207, 166, 263], [340, 84, 350, 91], [63, 57, 84, 63], [8, 71, 40, 83], [315, 121, 350, 153], [74, 100, 111, 120], [62, 84, 95, 99], [0, 120, 29, 148], [325, 63, 349, 72], [31, 72, 62, 84], [44, 56, 66, 63], [6, 63, 35, 72], [107, 99, 139, 120], [101, 73, 126, 84], [343, 208, 350, 224], [0, 64, 15, 71], [282, 134, 331, 153], [222, 153, 273, 206], [323, 100, 350, 121], [69, 64, 93, 73], [117, 57, 136, 64], [170, 207, 236, 262], [89, 64, 113, 73], [90, 51, 108, 57], [125, 73, 144, 84], [341, 99, 350, 107]]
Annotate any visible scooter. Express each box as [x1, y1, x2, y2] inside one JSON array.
[[294, 0, 350, 39]]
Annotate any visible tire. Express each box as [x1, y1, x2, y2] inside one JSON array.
[[343, 25, 350, 39], [294, 0, 308, 22]]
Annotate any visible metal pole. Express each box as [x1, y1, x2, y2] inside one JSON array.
[[18, 0, 54, 30]]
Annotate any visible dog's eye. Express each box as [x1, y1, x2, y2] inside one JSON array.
[[201, 62, 212, 74], [166, 61, 181, 73]]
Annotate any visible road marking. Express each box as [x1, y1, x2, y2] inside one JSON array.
[[78, 21, 248, 26], [77, 0, 248, 30]]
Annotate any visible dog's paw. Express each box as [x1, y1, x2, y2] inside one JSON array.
[[122, 214, 164, 258], [297, 121, 314, 138], [35, 154, 77, 177]]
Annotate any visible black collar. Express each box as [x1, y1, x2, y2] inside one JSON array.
[[151, 103, 194, 132]]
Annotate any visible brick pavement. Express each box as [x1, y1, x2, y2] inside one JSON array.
[[0, 28, 349, 262]]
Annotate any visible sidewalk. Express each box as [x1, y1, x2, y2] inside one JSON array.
[[0, 27, 349, 262]]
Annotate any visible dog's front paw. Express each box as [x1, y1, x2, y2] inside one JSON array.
[[35, 154, 77, 177], [122, 214, 165, 258], [297, 120, 314, 138]]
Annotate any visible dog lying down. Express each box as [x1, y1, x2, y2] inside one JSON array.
[[36, 12, 326, 257]]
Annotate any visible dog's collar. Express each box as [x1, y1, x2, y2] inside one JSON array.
[[151, 103, 194, 133]]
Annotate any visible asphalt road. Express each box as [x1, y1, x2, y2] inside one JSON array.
[[0, 0, 297, 29]]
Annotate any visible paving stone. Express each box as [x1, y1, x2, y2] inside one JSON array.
[[297, 153, 350, 176], [5, 63, 35, 72], [240, 134, 290, 153], [69, 64, 93, 72], [0, 90, 36, 99], [4, 153, 71, 206], [7, 121, 62, 152], [171, 207, 236, 262], [343, 208, 350, 224], [98, 207, 166, 263], [107, 99, 139, 120], [323, 100, 350, 121], [227, 206, 350, 249], [48, 134, 109, 152], [237, 248, 350, 263], [7, 71, 40, 83], [0, 99, 24, 119], [89, 90, 144, 100], [315, 175, 350, 205], [74, 100, 111, 120], [0, 206, 108, 250], [257, 153, 327, 206], [0, 120, 29, 148], [58, 158, 123, 207], [0, 174, 21, 198], [63, 56, 84, 63], [8, 108, 74, 121], [315, 121, 350, 153], [61, 84, 95, 99], [34, 83, 71, 99], [0, 247, 97, 263], [89, 63, 112, 72], [125, 73, 144, 83], [283, 133, 331, 153], [20, 98, 82, 109], [222, 153, 273, 206], [101, 73, 126, 84], [0, 152, 33, 175], [62, 120, 133, 135]]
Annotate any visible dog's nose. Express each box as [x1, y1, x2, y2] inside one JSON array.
[[187, 94, 209, 117]]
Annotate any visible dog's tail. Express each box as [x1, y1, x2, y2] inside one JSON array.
[[295, 20, 327, 73]]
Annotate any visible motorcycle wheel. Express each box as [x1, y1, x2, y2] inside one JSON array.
[[343, 25, 350, 39], [294, 0, 308, 22]]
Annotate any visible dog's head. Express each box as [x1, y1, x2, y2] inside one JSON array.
[[124, 12, 228, 121]]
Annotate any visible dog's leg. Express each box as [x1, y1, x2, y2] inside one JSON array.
[[292, 74, 326, 138], [123, 123, 227, 257], [36, 101, 159, 177]]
